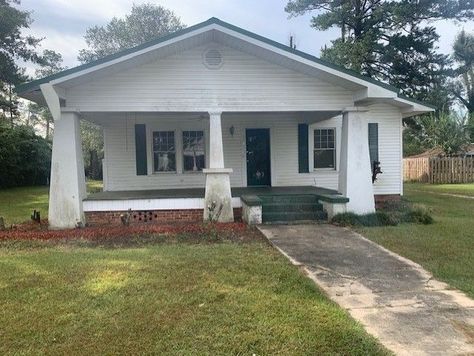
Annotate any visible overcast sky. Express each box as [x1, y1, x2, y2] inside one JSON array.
[[19, 0, 474, 74]]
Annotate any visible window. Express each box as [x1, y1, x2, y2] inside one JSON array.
[[153, 131, 176, 172], [314, 128, 336, 169], [183, 131, 205, 172]]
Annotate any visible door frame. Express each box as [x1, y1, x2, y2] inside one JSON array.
[[244, 127, 272, 187]]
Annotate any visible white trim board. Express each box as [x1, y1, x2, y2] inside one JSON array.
[[83, 197, 242, 212]]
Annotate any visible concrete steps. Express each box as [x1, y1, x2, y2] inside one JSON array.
[[260, 195, 328, 223]]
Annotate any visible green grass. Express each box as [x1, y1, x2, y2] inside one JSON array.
[[0, 239, 388, 355], [360, 183, 474, 298], [0, 180, 103, 225], [407, 182, 474, 196]]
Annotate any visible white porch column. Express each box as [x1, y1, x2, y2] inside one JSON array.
[[338, 108, 375, 214], [203, 111, 234, 222], [48, 111, 87, 229]]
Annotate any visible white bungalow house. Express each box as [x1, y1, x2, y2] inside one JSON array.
[[17, 18, 434, 229]]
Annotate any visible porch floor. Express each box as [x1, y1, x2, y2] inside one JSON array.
[[85, 186, 339, 201]]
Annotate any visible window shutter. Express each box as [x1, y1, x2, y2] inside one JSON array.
[[298, 123, 309, 173], [368, 123, 379, 163], [135, 124, 147, 175]]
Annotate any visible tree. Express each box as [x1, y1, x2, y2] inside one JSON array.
[[0, 121, 51, 188], [0, 0, 43, 126], [451, 30, 474, 119], [35, 49, 66, 78], [25, 49, 67, 139], [78, 3, 185, 63], [285, 0, 473, 107], [81, 121, 103, 180], [405, 113, 471, 156]]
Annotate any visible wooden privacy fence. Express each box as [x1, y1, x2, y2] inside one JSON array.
[[403, 157, 474, 183]]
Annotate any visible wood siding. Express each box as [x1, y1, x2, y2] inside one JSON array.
[[102, 104, 402, 195], [66, 43, 354, 112]]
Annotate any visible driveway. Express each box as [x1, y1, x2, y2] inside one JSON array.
[[258, 224, 474, 356]]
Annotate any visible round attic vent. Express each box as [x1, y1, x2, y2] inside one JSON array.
[[203, 48, 223, 69]]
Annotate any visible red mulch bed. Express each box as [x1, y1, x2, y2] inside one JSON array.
[[0, 220, 251, 241]]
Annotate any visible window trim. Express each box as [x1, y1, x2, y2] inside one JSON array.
[[310, 126, 337, 171], [152, 130, 178, 174], [148, 126, 208, 175], [182, 130, 206, 173]]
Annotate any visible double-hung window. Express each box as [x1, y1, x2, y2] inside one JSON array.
[[183, 130, 205, 172], [153, 131, 176, 172], [314, 128, 336, 169]]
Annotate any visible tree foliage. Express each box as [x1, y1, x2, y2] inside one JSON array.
[[25, 49, 67, 139], [451, 30, 474, 114], [81, 120, 103, 180], [0, 0, 44, 125], [0, 122, 51, 188], [404, 113, 471, 156], [285, 0, 473, 107], [78, 3, 185, 63]]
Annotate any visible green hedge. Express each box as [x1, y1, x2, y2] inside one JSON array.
[[0, 124, 51, 188]]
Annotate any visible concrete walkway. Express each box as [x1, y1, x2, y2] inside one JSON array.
[[258, 224, 474, 356]]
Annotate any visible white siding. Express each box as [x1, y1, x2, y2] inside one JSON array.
[[67, 42, 353, 112], [367, 104, 403, 195], [103, 104, 402, 195]]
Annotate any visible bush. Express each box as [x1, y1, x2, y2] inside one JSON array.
[[0, 124, 51, 188], [401, 207, 434, 225], [332, 211, 399, 227], [331, 204, 433, 227], [331, 212, 362, 226]]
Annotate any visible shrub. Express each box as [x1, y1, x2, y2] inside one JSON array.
[[332, 205, 433, 227], [0, 124, 51, 188], [331, 211, 398, 227], [401, 207, 434, 225], [331, 212, 362, 226]]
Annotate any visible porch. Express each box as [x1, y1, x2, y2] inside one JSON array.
[[83, 186, 349, 225], [85, 185, 339, 200], [47, 108, 375, 228]]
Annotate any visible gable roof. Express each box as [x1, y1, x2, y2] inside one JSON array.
[[16, 17, 436, 111]]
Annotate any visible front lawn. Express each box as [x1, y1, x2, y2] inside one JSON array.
[[360, 183, 474, 298], [0, 238, 388, 355], [0, 180, 102, 225], [0, 186, 49, 225], [407, 182, 474, 197]]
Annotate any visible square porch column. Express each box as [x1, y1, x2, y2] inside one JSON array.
[[203, 111, 234, 222], [338, 108, 375, 214], [48, 111, 87, 229]]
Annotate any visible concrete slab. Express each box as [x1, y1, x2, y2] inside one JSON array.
[[258, 224, 474, 356]]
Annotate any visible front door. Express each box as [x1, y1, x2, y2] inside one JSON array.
[[246, 128, 271, 186]]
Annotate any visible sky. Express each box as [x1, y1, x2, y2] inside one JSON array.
[[19, 0, 474, 75]]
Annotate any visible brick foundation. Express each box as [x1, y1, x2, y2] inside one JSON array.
[[85, 208, 242, 226], [374, 194, 401, 209]]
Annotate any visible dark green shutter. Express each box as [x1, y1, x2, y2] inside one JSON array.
[[298, 123, 309, 173], [368, 123, 379, 163], [135, 124, 147, 175]]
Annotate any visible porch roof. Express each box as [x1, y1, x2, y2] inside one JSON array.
[[85, 186, 340, 201]]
